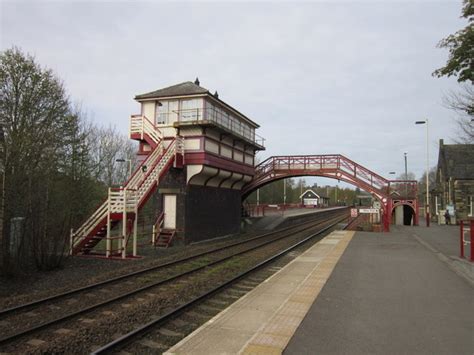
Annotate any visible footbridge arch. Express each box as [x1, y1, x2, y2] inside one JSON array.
[[242, 155, 418, 231]]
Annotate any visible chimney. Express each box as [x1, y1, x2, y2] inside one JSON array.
[[439, 138, 444, 147], [214, 90, 219, 99], [194, 77, 200, 86]]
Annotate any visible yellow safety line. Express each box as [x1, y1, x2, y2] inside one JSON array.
[[241, 231, 355, 354]]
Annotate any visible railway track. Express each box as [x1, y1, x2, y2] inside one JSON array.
[[0, 208, 348, 353], [93, 214, 348, 354]]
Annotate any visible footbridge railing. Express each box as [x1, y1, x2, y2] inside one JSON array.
[[243, 155, 390, 199], [242, 154, 418, 232]]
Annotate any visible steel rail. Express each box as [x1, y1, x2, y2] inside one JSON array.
[[0, 207, 348, 318], [91, 215, 348, 354], [0, 211, 348, 347]]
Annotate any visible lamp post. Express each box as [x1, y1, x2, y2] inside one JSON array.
[[404, 153, 408, 179], [415, 119, 429, 227], [116, 158, 132, 179], [404, 152, 408, 197]]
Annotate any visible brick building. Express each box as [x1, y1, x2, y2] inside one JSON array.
[[434, 139, 474, 222]]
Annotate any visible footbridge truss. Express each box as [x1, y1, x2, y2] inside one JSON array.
[[242, 155, 418, 231]]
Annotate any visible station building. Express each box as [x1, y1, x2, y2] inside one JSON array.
[[299, 189, 329, 207], [133, 79, 265, 244], [434, 139, 474, 222]]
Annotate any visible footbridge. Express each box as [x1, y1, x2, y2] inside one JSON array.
[[242, 155, 418, 232]]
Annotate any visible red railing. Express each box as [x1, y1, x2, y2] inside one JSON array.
[[245, 155, 418, 201], [460, 220, 473, 262]]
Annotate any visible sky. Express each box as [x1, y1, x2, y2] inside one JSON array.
[[0, 0, 466, 188]]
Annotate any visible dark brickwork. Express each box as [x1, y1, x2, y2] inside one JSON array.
[[185, 185, 241, 244], [156, 167, 187, 244], [152, 167, 243, 245]]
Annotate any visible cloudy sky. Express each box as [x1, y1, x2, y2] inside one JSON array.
[[1, 0, 466, 187]]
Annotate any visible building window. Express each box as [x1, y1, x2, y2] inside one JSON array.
[[156, 100, 179, 125], [179, 99, 202, 121]]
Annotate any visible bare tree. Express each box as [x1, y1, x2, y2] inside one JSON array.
[[443, 85, 474, 143], [86, 124, 138, 186], [0, 48, 108, 272]]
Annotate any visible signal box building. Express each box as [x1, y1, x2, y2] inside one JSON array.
[[135, 79, 265, 243], [70, 79, 265, 258]]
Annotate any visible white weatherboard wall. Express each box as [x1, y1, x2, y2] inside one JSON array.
[[142, 101, 155, 120]]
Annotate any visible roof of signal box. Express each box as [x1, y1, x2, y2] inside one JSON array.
[[134, 80, 260, 128]]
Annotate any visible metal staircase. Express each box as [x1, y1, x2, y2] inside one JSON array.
[[70, 115, 182, 258], [154, 229, 176, 248]]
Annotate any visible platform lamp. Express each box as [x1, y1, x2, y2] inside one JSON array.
[[116, 158, 132, 179], [415, 119, 430, 227], [404, 152, 408, 197]]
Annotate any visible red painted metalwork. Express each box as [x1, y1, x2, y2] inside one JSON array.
[[460, 220, 465, 259], [242, 155, 419, 232], [471, 220, 474, 262], [72, 140, 178, 256]]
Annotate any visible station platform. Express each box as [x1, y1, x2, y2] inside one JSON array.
[[166, 223, 473, 355], [247, 206, 347, 231]]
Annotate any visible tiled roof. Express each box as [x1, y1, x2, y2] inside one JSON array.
[[135, 81, 209, 100], [134, 80, 260, 128], [438, 142, 474, 180]]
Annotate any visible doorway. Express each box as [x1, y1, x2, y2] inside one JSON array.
[[403, 205, 414, 226], [163, 194, 177, 229]]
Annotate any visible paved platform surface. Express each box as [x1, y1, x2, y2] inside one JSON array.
[[167, 224, 473, 355], [165, 230, 355, 354], [409, 220, 473, 283], [285, 225, 473, 355], [250, 206, 347, 230]]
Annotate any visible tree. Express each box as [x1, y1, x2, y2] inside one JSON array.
[[0, 48, 106, 273], [443, 85, 474, 143], [396, 172, 416, 181], [433, 0, 473, 84], [418, 167, 437, 207], [0, 47, 148, 274], [86, 123, 138, 186], [0, 47, 78, 271]]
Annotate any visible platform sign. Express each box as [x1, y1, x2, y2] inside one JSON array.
[[351, 208, 358, 217], [359, 208, 379, 214]]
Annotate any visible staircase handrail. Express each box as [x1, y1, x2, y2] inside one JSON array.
[[130, 114, 162, 144], [124, 144, 164, 190], [71, 137, 177, 254], [72, 200, 108, 245], [135, 145, 167, 192], [137, 140, 176, 207], [152, 212, 165, 245], [136, 140, 175, 192]]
